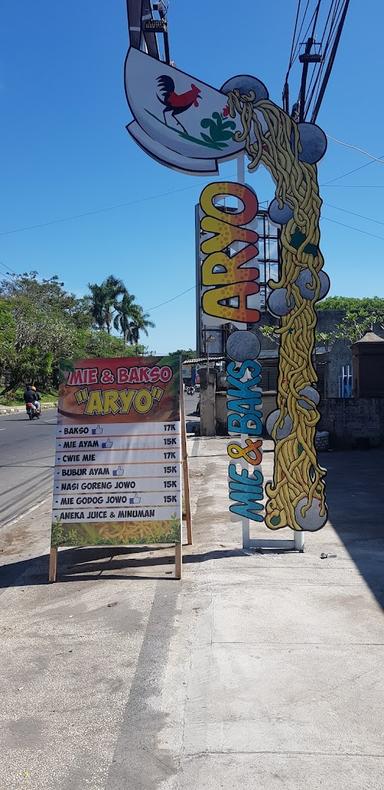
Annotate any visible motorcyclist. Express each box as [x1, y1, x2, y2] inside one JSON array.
[[23, 384, 36, 406], [23, 384, 41, 416], [30, 385, 41, 414]]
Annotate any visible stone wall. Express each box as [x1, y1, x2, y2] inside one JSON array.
[[319, 397, 384, 448], [325, 339, 352, 397], [211, 387, 384, 449]]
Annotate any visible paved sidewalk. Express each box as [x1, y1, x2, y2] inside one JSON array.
[[0, 439, 383, 789]]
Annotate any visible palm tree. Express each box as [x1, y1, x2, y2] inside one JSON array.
[[113, 297, 154, 352], [113, 292, 139, 343], [88, 276, 126, 333], [87, 283, 106, 331], [129, 307, 155, 354]]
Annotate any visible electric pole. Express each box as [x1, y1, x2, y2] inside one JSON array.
[[298, 38, 322, 122]]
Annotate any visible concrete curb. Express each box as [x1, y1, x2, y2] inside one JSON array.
[[0, 402, 57, 415]]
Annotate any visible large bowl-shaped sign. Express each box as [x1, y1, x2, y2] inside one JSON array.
[[125, 49, 252, 174]]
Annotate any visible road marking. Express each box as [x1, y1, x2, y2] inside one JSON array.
[[0, 428, 5, 431], [2, 496, 51, 530]]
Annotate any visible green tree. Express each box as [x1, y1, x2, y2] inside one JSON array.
[[88, 276, 127, 333], [317, 296, 384, 344], [113, 292, 140, 343], [128, 307, 155, 353], [0, 271, 151, 395], [0, 299, 16, 379], [0, 272, 89, 322], [87, 277, 154, 348], [167, 348, 196, 361], [259, 297, 384, 348], [6, 296, 79, 390], [78, 329, 145, 358]]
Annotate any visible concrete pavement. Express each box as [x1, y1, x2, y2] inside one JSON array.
[[0, 439, 383, 789]]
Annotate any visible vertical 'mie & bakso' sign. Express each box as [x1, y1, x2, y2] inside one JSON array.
[[199, 181, 264, 525]]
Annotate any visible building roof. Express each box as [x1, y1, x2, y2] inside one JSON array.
[[353, 330, 384, 345], [182, 356, 226, 366]]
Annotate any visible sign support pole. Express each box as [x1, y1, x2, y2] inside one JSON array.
[[237, 152, 245, 185], [175, 531, 182, 579], [49, 547, 58, 583], [294, 531, 305, 552]]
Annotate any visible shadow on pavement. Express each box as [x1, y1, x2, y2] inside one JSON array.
[[2, 449, 383, 604], [0, 546, 245, 587], [0, 417, 31, 422], [324, 447, 384, 609]]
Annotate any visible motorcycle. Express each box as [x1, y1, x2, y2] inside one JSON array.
[[26, 402, 41, 420], [186, 386, 195, 396]]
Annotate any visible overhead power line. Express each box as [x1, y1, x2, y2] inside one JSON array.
[[321, 154, 384, 185], [322, 216, 384, 242], [0, 261, 14, 274], [284, 0, 351, 121], [311, 0, 351, 121], [324, 202, 384, 227], [0, 184, 204, 237], [305, 0, 345, 118], [0, 171, 249, 238], [0, 260, 18, 279], [287, 0, 305, 71], [322, 184, 384, 188], [147, 285, 196, 312], [326, 135, 384, 164]]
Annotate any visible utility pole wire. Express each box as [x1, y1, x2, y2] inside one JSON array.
[[326, 135, 384, 164], [322, 216, 384, 242], [311, 0, 351, 121], [304, 0, 344, 116], [322, 154, 384, 185], [284, 1, 351, 120], [0, 184, 209, 237], [147, 286, 196, 312], [324, 203, 384, 227], [322, 184, 384, 188]]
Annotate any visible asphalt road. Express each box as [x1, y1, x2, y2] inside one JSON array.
[[184, 389, 200, 430], [0, 408, 57, 528], [0, 394, 199, 530]]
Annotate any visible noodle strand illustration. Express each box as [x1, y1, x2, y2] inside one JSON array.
[[227, 90, 327, 532]]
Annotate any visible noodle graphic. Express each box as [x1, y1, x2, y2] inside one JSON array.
[[227, 90, 328, 532]]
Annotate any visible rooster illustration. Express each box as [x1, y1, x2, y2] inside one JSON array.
[[157, 75, 201, 134]]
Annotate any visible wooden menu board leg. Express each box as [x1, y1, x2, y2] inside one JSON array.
[[48, 547, 58, 583], [175, 542, 182, 580]]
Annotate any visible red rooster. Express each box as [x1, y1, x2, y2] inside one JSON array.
[[157, 75, 201, 134]]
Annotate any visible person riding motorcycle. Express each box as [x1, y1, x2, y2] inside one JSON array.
[[31, 385, 41, 413], [23, 384, 41, 417], [23, 384, 35, 406]]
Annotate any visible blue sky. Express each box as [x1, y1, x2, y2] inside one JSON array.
[[1, 2, 383, 353]]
